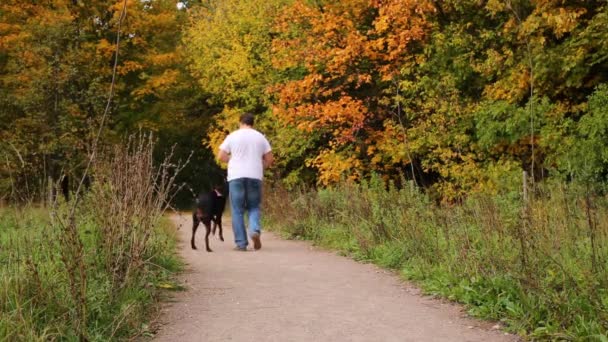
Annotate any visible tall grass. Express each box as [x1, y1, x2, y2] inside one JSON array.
[[265, 176, 608, 340], [0, 135, 184, 341]]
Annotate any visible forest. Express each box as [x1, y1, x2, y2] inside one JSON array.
[[1, 0, 607, 202]]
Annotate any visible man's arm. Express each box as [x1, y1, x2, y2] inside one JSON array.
[[218, 149, 230, 163], [262, 151, 274, 168]]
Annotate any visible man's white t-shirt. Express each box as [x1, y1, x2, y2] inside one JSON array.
[[219, 128, 272, 181]]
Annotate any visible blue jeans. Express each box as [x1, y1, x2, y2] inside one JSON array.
[[229, 178, 262, 248]]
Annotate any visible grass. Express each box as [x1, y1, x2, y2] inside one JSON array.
[[0, 134, 187, 341], [264, 176, 608, 340], [0, 206, 182, 341]]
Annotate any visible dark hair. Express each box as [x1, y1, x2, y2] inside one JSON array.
[[239, 112, 255, 126]]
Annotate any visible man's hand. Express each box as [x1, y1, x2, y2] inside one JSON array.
[[263, 151, 274, 168], [218, 149, 230, 163]]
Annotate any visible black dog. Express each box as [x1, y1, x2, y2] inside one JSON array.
[[191, 185, 227, 252]]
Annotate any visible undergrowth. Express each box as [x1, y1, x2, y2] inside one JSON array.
[[0, 135, 184, 341], [0, 209, 181, 341]]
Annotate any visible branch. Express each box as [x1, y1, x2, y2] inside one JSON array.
[[6, 141, 25, 168]]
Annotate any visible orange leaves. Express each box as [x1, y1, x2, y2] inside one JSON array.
[[273, 0, 434, 102], [280, 96, 367, 143], [271, 0, 433, 184], [186, 0, 608, 197], [273, 0, 369, 76], [370, 0, 434, 78]]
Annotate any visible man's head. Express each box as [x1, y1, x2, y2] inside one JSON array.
[[239, 112, 255, 127]]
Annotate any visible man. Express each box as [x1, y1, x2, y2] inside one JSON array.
[[218, 113, 273, 251]]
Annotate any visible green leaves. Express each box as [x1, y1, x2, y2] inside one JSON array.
[[560, 84, 608, 184], [475, 97, 554, 151]]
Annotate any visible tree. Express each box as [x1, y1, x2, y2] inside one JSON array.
[[0, 0, 212, 203], [272, 0, 434, 185]]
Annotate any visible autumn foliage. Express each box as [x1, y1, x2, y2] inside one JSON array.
[[0, 0, 204, 202], [1, 0, 608, 199], [186, 0, 608, 198]]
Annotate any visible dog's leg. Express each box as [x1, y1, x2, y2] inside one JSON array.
[[217, 216, 224, 242], [203, 219, 213, 252], [212, 218, 217, 236], [191, 213, 200, 250]]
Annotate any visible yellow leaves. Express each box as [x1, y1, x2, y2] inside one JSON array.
[[132, 69, 179, 99], [206, 107, 242, 167], [308, 149, 362, 186], [146, 12, 177, 29], [109, 0, 136, 18], [436, 159, 522, 200], [148, 53, 178, 67], [497, 1, 587, 42], [475, 48, 505, 77], [96, 39, 115, 59], [157, 69, 180, 87], [30, 3, 74, 28], [118, 61, 143, 75], [485, 0, 506, 14], [374, 15, 390, 34], [186, 0, 282, 107], [483, 64, 530, 102], [520, 15, 542, 37], [541, 7, 586, 39], [366, 120, 425, 173]]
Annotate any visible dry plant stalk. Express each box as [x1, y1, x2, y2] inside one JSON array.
[[90, 133, 189, 291], [49, 209, 88, 340]]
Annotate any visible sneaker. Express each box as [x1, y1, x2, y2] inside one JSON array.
[[233, 246, 247, 252], [251, 233, 262, 250]]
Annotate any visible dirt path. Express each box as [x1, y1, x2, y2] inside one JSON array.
[[152, 214, 518, 342]]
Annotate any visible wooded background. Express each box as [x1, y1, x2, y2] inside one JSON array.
[[1, 0, 607, 203]]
